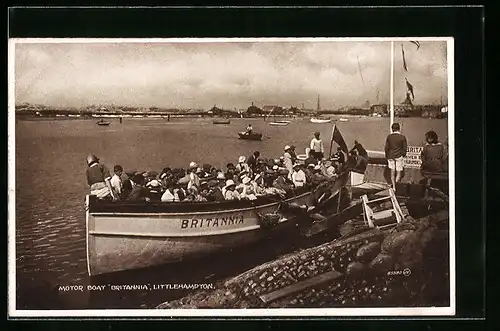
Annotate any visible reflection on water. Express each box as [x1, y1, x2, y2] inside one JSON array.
[[14, 116, 447, 309]]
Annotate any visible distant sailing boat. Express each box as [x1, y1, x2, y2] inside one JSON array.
[[267, 107, 290, 126]]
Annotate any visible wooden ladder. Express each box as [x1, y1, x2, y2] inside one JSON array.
[[361, 188, 403, 230]]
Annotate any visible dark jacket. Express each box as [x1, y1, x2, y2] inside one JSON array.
[[385, 132, 408, 159], [351, 143, 368, 158], [127, 186, 149, 201], [421, 143, 445, 172]]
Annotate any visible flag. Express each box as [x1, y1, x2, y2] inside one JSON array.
[[405, 78, 415, 100], [330, 124, 348, 154], [401, 44, 408, 71], [410, 40, 420, 50], [402, 92, 413, 106]]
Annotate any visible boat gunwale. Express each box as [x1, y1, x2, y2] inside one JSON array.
[[88, 190, 310, 216]]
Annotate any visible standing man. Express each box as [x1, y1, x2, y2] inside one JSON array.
[[283, 145, 294, 180], [385, 123, 408, 190], [310, 132, 324, 161], [86, 154, 118, 201], [246, 151, 260, 175]]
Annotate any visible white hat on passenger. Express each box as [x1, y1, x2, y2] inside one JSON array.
[[225, 179, 236, 188], [217, 172, 226, 180], [189, 161, 198, 168], [242, 176, 251, 184], [284, 145, 291, 151], [238, 156, 246, 163]]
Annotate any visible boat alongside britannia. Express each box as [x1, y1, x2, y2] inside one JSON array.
[[85, 172, 349, 276]]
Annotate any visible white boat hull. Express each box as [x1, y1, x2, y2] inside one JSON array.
[[86, 193, 311, 276], [310, 118, 332, 123], [269, 122, 290, 126]]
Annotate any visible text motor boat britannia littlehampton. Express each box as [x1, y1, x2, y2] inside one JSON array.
[[238, 131, 263, 140], [85, 172, 349, 276]]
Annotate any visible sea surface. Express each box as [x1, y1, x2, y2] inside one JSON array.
[[13, 115, 448, 310]]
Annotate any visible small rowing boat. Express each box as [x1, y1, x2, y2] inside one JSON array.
[[238, 132, 263, 140], [96, 120, 111, 126], [269, 121, 290, 126], [213, 119, 231, 124], [310, 118, 332, 124]]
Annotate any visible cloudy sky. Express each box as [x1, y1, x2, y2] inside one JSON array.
[[14, 39, 448, 109]]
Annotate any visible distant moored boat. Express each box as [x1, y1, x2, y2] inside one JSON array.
[[96, 119, 111, 126], [213, 119, 231, 124], [310, 118, 332, 124]]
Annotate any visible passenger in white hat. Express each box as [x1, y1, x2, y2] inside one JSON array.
[[223, 179, 240, 201], [240, 176, 257, 200], [187, 161, 201, 190], [236, 156, 250, 175]]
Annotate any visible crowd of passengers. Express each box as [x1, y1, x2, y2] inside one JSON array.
[[86, 142, 368, 203]]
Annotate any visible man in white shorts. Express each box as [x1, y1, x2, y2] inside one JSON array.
[[385, 123, 407, 190]]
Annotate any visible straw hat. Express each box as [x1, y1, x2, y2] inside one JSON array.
[[314, 165, 322, 171], [284, 145, 291, 151], [189, 161, 198, 169], [225, 179, 236, 188], [148, 179, 161, 188], [272, 165, 279, 170], [86, 154, 99, 165], [307, 163, 315, 168], [238, 156, 246, 163], [242, 176, 251, 184], [216, 172, 226, 180]]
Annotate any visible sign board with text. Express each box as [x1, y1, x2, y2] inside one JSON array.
[[404, 146, 423, 169]]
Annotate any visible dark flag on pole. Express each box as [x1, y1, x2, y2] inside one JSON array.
[[401, 45, 408, 71], [330, 124, 348, 155], [405, 78, 415, 100], [410, 40, 421, 50]]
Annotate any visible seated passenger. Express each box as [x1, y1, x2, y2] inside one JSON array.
[[263, 178, 286, 198], [223, 180, 241, 201], [147, 179, 163, 202], [127, 174, 150, 202], [209, 172, 226, 202], [236, 156, 251, 175], [252, 174, 267, 196], [304, 148, 317, 168], [121, 169, 137, 200], [322, 160, 338, 179], [421, 130, 446, 173], [291, 164, 307, 188], [161, 181, 180, 202], [305, 163, 316, 186], [240, 176, 257, 200], [225, 163, 236, 179], [311, 165, 328, 186], [273, 169, 293, 192]]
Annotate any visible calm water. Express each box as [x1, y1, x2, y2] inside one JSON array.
[[14, 116, 447, 309]]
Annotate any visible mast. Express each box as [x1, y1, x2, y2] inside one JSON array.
[[317, 94, 321, 111], [390, 41, 395, 131]]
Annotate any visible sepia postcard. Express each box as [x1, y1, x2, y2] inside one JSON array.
[[8, 37, 455, 318]]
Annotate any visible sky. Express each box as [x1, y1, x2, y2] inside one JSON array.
[[14, 39, 448, 110]]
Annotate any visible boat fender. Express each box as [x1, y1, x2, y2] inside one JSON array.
[[256, 212, 280, 229]]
